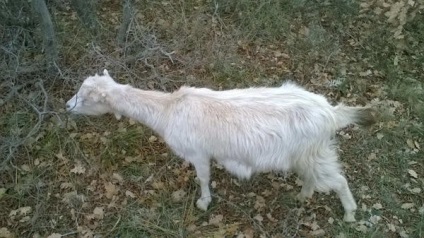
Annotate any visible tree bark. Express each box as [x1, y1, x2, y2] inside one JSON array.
[[31, 0, 58, 69], [117, 0, 135, 46], [71, 0, 100, 34]]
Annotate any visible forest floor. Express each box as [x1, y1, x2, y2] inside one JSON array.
[[1, 1, 423, 238]]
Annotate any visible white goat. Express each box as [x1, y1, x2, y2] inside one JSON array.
[[66, 69, 376, 222]]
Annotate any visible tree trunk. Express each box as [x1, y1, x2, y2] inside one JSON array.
[[71, 0, 100, 34], [117, 0, 135, 46], [31, 0, 58, 69]]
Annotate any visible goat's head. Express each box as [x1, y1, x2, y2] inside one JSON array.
[[66, 69, 116, 117]]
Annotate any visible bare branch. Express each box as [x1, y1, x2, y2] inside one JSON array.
[[0, 81, 64, 167]]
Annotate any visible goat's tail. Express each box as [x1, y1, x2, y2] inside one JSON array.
[[333, 104, 377, 129]]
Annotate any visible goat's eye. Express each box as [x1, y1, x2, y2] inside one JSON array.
[[76, 95, 85, 104]]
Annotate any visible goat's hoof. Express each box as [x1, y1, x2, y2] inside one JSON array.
[[196, 197, 211, 211], [343, 212, 356, 223], [295, 193, 308, 203]]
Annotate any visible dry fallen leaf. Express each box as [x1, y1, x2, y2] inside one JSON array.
[[359, 70, 372, 76], [387, 223, 396, 232], [266, 213, 277, 222], [46, 233, 61, 238], [254, 196, 266, 210], [209, 214, 223, 226], [355, 223, 368, 233], [93, 207, 104, 220], [310, 229, 325, 237], [408, 169, 418, 179], [171, 189, 186, 202], [9, 206, 32, 217], [253, 214, 263, 222], [211, 181, 217, 188], [241, 227, 255, 238], [406, 139, 415, 149], [373, 203, 383, 209], [124, 156, 142, 163], [369, 215, 381, 224], [21, 165, 31, 172], [104, 182, 118, 199], [310, 221, 320, 231], [62, 191, 86, 205], [401, 203, 414, 209], [125, 190, 136, 198], [409, 187, 421, 194], [152, 181, 165, 190], [60, 182, 74, 190], [414, 141, 420, 150], [77, 226, 94, 238], [128, 118, 136, 125], [399, 230, 409, 238], [55, 152, 68, 162], [112, 173, 124, 183], [0, 227, 13, 238], [148, 135, 158, 143], [367, 153, 377, 160], [70, 162, 86, 174]]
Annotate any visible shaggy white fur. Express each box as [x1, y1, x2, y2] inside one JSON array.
[[66, 69, 376, 222]]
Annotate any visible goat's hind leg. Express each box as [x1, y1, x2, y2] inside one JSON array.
[[331, 173, 357, 222], [312, 150, 357, 222]]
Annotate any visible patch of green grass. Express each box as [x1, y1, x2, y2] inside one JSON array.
[[99, 126, 146, 166], [111, 199, 192, 238], [215, 0, 359, 42], [209, 59, 251, 88], [387, 78, 424, 122], [121, 163, 151, 181], [215, 0, 295, 41]]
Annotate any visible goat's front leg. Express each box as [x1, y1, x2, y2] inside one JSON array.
[[296, 180, 315, 202], [191, 159, 212, 211]]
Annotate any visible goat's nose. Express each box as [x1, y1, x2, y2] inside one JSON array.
[[66, 103, 71, 111]]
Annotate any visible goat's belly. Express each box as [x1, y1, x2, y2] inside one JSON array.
[[218, 159, 254, 180], [214, 153, 293, 179]]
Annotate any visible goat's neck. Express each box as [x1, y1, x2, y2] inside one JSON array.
[[109, 85, 171, 135]]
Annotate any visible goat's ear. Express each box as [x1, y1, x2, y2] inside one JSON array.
[[103, 69, 109, 76]]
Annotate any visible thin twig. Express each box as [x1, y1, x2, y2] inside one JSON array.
[[104, 215, 121, 237], [53, 60, 63, 77], [158, 48, 175, 64], [61, 231, 78, 237], [1, 81, 65, 166], [0, 82, 30, 106]]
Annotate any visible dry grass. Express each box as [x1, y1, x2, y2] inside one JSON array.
[[1, 0, 423, 237]]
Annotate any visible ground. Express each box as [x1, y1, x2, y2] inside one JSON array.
[[0, 0, 423, 238]]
